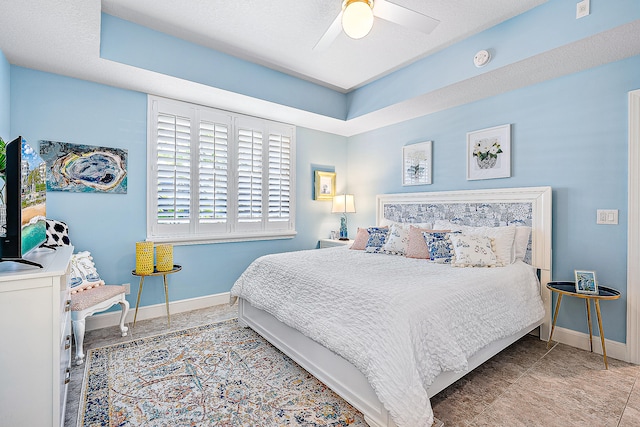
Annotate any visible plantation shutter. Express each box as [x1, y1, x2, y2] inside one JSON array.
[[197, 109, 232, 233], [267, 128, 292, 229], [152, 103, 193, 236], [236, 119, 263, 229], [147, 95, 296, 243]]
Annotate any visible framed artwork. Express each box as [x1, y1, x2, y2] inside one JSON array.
[[402, 141, 432, 186], [39, 140, 128, 193], [466, 124, 511, 181], [314, 170, 336, 201], [575, 270, 598, 294]]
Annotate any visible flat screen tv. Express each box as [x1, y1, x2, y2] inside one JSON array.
[[0, 136, 47, 268]]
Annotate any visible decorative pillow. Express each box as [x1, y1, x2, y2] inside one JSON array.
[[422, 231, 457, 264], [69, 251, 104, 291], [382, 223, 409, 255], [365, 227, 390, 253], [350, 228, 370, 250], [405, 226, 434, 259], [45, 219, 70, 246], [449, 234, 498, 267], [514, 226, 532, 261], [433, 222, 515, 266]]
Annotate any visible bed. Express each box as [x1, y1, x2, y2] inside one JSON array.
[[230, 187, 552, 427]]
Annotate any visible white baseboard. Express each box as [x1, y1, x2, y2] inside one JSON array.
[[84, 292, 231, 332], [551, 326, 628, 363]]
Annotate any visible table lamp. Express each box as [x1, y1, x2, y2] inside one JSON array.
[[331, 194, 356, 240]]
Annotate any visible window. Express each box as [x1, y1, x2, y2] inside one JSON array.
[[147, 96, 296, 244]]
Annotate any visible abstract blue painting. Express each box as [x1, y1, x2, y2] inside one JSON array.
[[39, 140, 128, 193]]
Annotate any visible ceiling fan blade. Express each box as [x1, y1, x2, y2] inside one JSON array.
[[374, 0, 440, 34], [313, 12, 343, 51]]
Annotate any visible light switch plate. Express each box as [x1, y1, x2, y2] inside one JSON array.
[[597, 209, 618, 225], [123, 283, 131, 295], [577, 0, 590, 19]]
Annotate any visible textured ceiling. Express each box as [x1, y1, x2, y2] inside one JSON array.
[[101, 0, 547, 92]]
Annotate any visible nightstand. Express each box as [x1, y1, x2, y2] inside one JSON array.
[[319, 239, 351, 249], [546, 281, 620, 369]]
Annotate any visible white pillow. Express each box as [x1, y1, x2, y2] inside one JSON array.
[[432, 221, 515, 266], [433, 219, 454, 230], [382, 223, 409, 255], [514, 226, 532, 261], [379, 219, 432, 230], [449, 234, 498, 267], [379, 218, 398, 228]]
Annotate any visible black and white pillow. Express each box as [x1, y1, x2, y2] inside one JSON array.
[[45, 219, 70, 246]]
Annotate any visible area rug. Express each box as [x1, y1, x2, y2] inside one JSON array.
[[78, 318, 367, 426]]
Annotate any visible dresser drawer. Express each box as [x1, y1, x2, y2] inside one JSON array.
[[59, 312, 72, 427]]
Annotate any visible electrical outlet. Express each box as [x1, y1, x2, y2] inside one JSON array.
[[596, 209, 618, 225], [123, 283, 130, 295], [576, 0, 590, 19]]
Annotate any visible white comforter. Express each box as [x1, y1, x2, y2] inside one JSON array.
[[230, 247, 545, 427]]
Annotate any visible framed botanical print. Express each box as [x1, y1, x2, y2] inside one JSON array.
[[466, 124, 511, 181]]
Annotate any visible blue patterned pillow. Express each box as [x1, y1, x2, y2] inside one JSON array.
[[422, 231, 459, 263], [365, 227, 389, 253]]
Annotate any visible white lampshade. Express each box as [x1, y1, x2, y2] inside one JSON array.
[[332, 194, 356, 214], [341, 0, 374, 39]]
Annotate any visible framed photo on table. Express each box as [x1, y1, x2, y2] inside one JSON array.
[[575, 270, 598, 294], [314, 171, 336, 201]]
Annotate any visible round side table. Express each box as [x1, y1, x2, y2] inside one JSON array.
[[546, 281, 620, 369], [131, 265, 182, 326]]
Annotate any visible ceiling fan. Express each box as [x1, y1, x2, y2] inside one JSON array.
[[314, 0, 440, 51]]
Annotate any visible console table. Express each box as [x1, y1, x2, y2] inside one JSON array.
[[0, 246, 74, 427]]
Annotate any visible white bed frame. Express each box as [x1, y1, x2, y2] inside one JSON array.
[[237, 186, 552, 427]]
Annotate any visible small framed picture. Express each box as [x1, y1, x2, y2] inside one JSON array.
[[466, 124, 511, 181], [575, 270, 598, 294], [402, 141, 433, 186], [314, 170, 336, 201]]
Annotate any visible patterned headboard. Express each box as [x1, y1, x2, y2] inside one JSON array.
[[383, 202, 533, 263], [376, 186, 553, 340]]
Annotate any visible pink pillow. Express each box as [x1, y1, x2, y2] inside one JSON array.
[[405, 226, 432, 259], [350, 228, 370, 250], [405, 227, 450, 259]]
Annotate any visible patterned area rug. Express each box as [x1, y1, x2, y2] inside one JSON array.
[[78, 319, 367, 426]]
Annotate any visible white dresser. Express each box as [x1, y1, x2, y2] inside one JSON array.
[[0, 245, 74, 427]]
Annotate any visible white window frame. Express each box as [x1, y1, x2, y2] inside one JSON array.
[[147, 96, 296, 244]]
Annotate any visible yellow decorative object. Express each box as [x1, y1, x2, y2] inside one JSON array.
[[136, 241, 154, 274], [156, 244, 174, 272]]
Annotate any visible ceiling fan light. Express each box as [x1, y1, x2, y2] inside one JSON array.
[[342, 0, 374, 39]]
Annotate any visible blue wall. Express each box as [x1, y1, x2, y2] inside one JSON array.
[[10, 67, 347, 307], [100, 13, 347, 120], [0, 49, 9, 139], [347, 0, 640, 119], [346, 55, 639, 343]]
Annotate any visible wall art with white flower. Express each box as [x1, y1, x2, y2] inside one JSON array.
[[402, 140, 432, 186], [466, 124, 511, 181]]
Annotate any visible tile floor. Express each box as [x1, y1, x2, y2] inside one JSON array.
[[65, 305, 640, 427]]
